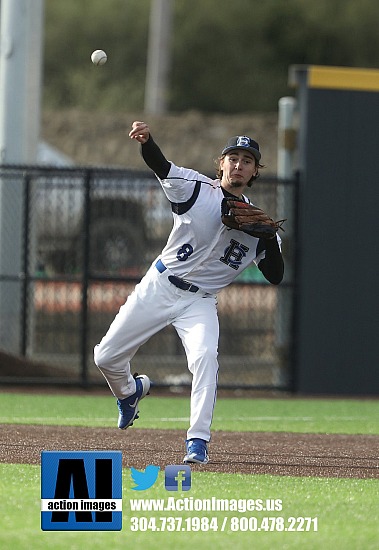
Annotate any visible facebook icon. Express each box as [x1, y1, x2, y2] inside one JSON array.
[[164, 465, 191, 491]]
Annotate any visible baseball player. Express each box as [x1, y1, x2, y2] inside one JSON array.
[[94, 121, 284, 464]]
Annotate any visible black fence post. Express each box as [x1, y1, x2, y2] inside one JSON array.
[[80, 169, 92, 386], [20, 172, 31, 356], [288, 170, 300, 393]]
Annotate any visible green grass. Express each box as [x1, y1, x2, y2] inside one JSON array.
[[0, 392, 378, 434], [0, 392, 378, 549], [0, 464, 378, 550]]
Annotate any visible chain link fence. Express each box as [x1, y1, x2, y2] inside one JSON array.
[[0, 166, 297, 390]]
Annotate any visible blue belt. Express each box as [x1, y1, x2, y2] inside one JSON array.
[[155, 259, 167, 273], [155, 259, 199, 293]]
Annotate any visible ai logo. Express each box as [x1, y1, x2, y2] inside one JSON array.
[[41, 451, 122, 531], [164, 465, 191, 491]]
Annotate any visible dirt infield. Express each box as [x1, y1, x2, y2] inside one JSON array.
[[1, 424, 378, 479]]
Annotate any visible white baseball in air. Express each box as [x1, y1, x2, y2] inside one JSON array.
[[91, 49, 107, 66]]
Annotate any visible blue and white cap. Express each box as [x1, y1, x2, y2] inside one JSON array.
[[221, 135, 261, 162]]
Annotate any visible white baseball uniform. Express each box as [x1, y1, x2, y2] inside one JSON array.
[[94, 162, 281, 441]]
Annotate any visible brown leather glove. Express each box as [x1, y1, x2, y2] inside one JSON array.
[[221, 198, 286, 240]]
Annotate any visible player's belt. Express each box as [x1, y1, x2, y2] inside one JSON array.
[[155, 259, 199, 293]]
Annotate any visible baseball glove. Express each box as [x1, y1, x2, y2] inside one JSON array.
[[221, 197, 286, 240]]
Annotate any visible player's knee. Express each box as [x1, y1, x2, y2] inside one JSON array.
[[93, 343, 110, 369], [196, 344, 218, 360], [187, 344, 218, 371]]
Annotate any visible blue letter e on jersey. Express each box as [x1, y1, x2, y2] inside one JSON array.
[[41, 451, 122, 531]]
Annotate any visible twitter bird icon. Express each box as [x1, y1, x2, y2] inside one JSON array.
[[130, 465, 160, 491]]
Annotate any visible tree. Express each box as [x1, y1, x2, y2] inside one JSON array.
[[43, 0, 379, 113]]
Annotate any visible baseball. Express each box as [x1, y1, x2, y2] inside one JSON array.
[[91, 49, 107, 66]]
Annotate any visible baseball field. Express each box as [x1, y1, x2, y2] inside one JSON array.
[[0, 388, 378, 549]]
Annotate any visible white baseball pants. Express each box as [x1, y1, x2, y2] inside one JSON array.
[[94, 262, 219, 442]]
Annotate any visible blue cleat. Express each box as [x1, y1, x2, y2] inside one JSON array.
[[183, 438, 209, 464], [117, 374, 150, 429]]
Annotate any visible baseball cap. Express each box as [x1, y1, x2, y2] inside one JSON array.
[[221, 135, 261, 162]]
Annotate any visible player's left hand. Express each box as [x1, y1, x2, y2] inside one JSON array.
[[221, 197, 286, 240]]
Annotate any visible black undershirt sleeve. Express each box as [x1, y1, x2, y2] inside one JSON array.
[[257, 237, 284, 285], [140, 135, 171, 179]]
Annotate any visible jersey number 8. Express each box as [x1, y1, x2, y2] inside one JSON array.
[[176, 243, 193, 261]]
